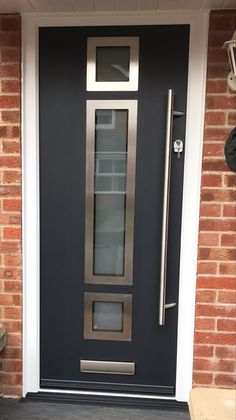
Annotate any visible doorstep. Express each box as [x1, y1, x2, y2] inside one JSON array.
[[189, 387, 236, 420]]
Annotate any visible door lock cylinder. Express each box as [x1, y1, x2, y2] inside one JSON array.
[[173, 139, 183, 158]]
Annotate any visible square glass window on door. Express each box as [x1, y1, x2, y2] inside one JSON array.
[[93, 302, 123, 332], [96, 47, 130, 82], [87, 37, 139, 91], [84, 293, 132, 341]]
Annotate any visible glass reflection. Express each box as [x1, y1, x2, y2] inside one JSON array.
[[96, 47, 130, 82], [93, 110, 128, 276], [92, 301, 123, 332]]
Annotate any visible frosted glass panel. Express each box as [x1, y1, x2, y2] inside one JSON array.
[[96, 47, 130, 82], [93, 110, 128, 276], [94, 194, 126, 276], [93, 301, 123, 332], [85, 100, 137, 285]]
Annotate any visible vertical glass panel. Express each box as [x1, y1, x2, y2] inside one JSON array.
[[93, 110, 128, 276], [85, 100, 137, 285], [92, 301, 123, 332], [96, 47, 130, 82]]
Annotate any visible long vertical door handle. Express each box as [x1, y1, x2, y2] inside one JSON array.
[[159, 89, 176, 326]]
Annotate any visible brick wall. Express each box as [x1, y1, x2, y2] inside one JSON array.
[[193, 10, 236, 389], [0, 15, 22, 397]]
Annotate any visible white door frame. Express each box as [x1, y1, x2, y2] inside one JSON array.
[[22, 11, 209, 402]]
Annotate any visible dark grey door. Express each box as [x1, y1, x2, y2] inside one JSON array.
[[39, 25, 189, 396]]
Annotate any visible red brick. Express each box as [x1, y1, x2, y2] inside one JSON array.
[[1, 17, 21, 32], [198, 247, 236, 261], [12, 294, 22, 306], [3, 171, 21, 184], [0, 214, 11, 225], [203, 143, 224, 157], [6, 333, 21, 347], [196, 290, 216, 303], [215, 346, 236, 359], [208, 31, 234, 48], [207, 63, 229, 79], [199, 219, 236, 232], [194, 358, 235, 372], [217, 319, 236, 332], [0, 372, 22, 385], [200, 203, 221, 217], [202, 159, 229, 172], [201, 189, 236, 202], [0, 241, 19, 253], [228, 112, 236, 125], [195, 304, 236, 318], [204, 128, 231, 142], [224, 174, 236, 188], [4, 307, 21, 320], [1, 111, 20, 123], [0, 126, 8, 137], [3, 228, 21, 240], [221, 233, 236, 247], [209, 15, 233, 31], [219, 262, 236, 275], [193, 372, 213, 385], [0, 64, 20, 78], [1, 80, 20, 93], [2, 141, 20, 154], [0, 186, 21, 197], [0, 95, 20, 109], [0, 294, 13, 305], [208, 49, 229, 64], [3, 199, 22, 211], [0, 269, 21, 280], [218, 291, 236, 304], [206, 96, 236, 110], [215, 374, 236, 387], [0, 360, 22, 373], [205, 111, 226, 124], [195, 331, 236, 345], [4, 255, 21, 267], [0, 33, 20, 47], [4, 281, 22, 293], [0, 213, 21, 226], [9, 215, 21, 225], [198, 233, 219, 246], [0, 126, 20, 138], [194, 345, 214, 358], [1, 48, 20, 62], [2, 320, 22, 333], [0, 156, 21, 168], [1, 346, 22, 359], [197, 277, 236, 291], [195, 318, 215, 330], [201, 175, 222, 188], [197, 262, 218, 275], [223, 204, 236, 218]]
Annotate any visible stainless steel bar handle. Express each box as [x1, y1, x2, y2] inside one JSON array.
[[159, 89, 176, 326]]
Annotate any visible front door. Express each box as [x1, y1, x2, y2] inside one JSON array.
[[39, 25, 189, 397]]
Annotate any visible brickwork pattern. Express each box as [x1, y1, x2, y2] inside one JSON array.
[[0, 15, 22, 397], [193, 10, 236, 389]]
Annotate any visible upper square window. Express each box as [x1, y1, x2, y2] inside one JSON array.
[[87, 37, 139, 91]]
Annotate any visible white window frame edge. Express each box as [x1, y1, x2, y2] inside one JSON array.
[[22, 11, 209, 402]]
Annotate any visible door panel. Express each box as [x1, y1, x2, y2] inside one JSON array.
[[39, 25, 189, 396]]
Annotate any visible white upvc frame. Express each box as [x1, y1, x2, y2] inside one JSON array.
[[22, 11, 209, 402]]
